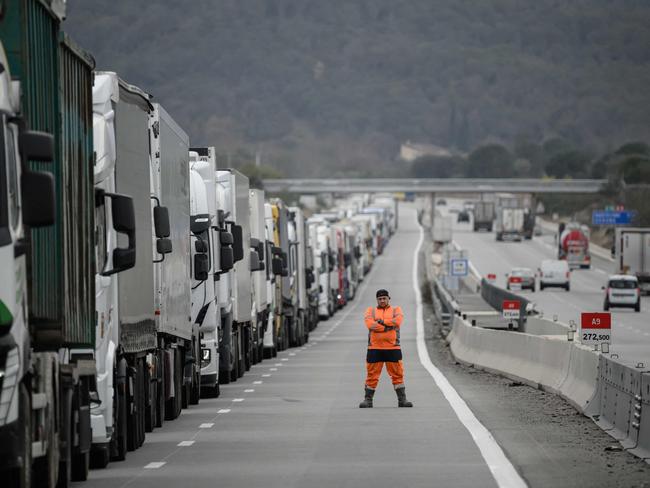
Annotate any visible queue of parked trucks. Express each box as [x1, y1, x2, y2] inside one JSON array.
[[0, 4, 397, 487]]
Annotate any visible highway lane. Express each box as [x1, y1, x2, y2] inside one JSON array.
[[80, 206, 518, 488], [451, 217, 650, 368]]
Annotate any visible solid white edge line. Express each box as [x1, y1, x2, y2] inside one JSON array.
[[413, 213, 528, 488], [144, 461, 166, 469]]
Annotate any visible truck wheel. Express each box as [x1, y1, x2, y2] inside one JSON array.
[[71, 450, 89, 481], [565, 283, 571, 292], [155, 352, 165, 428], [112, 378, 128, 461], [89, 444, 110, 469], [9, 384, 31, 488], [190, 370, 201, 405], [145, 361, 154, 433], [57, 385, 74, 488]]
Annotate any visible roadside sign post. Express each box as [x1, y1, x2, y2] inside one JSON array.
[[502, 300, 521, 321], [509, 276, 522, 292], [450, 258, 469, 277], [580, 312, 612, 349]]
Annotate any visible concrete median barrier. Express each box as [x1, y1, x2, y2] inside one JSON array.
[[447, 315, 599, 411]]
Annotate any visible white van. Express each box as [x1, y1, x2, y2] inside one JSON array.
[[539, 259, 571, 291], [603, 275, 640, 312]]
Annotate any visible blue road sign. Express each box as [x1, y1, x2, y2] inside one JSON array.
[[450, 258, 469, 277], [592, 210, 636, 226]]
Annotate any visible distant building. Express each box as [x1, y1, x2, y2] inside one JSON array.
[[399, 141, 453, 162]]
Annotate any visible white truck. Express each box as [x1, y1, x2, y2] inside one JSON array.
[[189, 148, 222, 397], [250, 189, 270, 362], [216, 170, 252, 379], [308, 218, 335, 319], [615, 228, 650, 295], [495, 195, 525, 241], [289, 207, 311, 342], [91, 72, 156, 466]]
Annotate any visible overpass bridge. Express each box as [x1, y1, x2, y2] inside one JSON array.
[[262, 178, 606, 194]]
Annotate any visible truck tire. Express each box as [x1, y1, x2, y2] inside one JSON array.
[[89, 444, 110, 469], [71, 450, 89, 482], [112, 368, 128, 461], [155, 350, 165, 428], [9, 384, 31, 488]]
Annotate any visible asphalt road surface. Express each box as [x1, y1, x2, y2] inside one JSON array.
[[80, 206, 523, 488], [451, 214, 650, 368]]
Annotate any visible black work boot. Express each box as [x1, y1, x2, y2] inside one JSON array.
[[359, 387, 375, 408], [395, 385, 413, 407]]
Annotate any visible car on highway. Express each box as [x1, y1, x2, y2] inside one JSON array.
[[457, 210, 470, 223], [539, 259, 571, 291], [603, 275, 641, 312], [506, 267, 536, 292], [436, 198, 447, 206]]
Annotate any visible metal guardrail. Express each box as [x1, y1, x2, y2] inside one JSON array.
[[263, 178, 606, 194], [480, 278, 530, 330]]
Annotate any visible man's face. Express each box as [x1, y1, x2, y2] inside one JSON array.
[[376, 295, 390, 308]]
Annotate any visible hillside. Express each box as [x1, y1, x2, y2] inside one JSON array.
[[66, 0, 650, 177]]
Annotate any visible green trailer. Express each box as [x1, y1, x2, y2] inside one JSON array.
[[0, 1, 97, 485], [0, 0, 95, 348]]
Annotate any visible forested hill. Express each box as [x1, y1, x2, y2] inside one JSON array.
[[66, 1, 650, 177]]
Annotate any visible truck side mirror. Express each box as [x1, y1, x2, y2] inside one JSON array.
[[195, 239, 208, 253], [156, 238, 172, 255], [220, 230, 233, 245], [272, 257, 283, 276], [153, 206, 170, 238], [105, 193, 136, 275], [191, 214, 211, 234], [21, 170, 55, 227], [194, 253, 209, 281], [250, 250, 263, 272], [20, 131, 54, 162], [232, 224, 244, 262], [221, 247, 234, 271]]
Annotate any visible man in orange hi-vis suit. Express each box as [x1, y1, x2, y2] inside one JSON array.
[[359, 289, 413, 408]]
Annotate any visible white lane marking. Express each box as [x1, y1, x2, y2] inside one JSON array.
[[274, 363, 282, 366], [413, 215, 527, 488], [262, 374, 271, 377], [199, 423, 214, 429], [281, 358, 289, 361], [253, 380, 263, 384], [218, 409, 231, 413], [232, 398, 244, 402], [144, 462, 166, 469], [595, 268, 607, 275], [289, 353, 296, 356], [244, 389, 255, 393], [177, 441, 195, 447], [270, 368, 278, 371]]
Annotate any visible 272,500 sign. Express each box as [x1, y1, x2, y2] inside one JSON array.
[[580, 312, 611, 346]]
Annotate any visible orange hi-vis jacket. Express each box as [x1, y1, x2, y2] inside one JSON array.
[[364, 305, 404, 350]]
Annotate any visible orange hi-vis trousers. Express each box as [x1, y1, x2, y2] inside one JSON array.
[[365, 360, 404, 389]]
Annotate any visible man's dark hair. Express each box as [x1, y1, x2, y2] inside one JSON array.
[[376, 289, 390, 298]]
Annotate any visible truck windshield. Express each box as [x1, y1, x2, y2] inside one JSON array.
[[609, 280, 637, 289]]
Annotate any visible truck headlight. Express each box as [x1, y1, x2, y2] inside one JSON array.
[[201, 348, 211, 367], [0, 347, 20, 425]]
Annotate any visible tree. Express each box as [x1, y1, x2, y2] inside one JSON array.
[[615, 142, 650, 156], [544, 150, 592, 178], [410, 155, 460, 178], [466, 144, 515, 178]]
